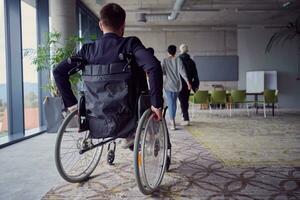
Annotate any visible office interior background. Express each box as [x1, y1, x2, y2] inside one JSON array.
[[0, 0, 300, 199]]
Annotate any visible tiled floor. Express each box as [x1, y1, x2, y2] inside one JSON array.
[[0, 133, 62, 200]]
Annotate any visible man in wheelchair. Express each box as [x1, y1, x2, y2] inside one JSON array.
[[53, 3, 164, 148]]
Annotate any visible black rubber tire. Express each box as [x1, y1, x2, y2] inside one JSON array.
[[129, 144, 134, 152], [55, 109, 103, 183], [166, 156, 171, 172]]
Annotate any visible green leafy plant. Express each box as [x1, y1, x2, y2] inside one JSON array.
[[265, 15, 300, 80], [24, 31, 85, 96], [265, 15, 300, 53]]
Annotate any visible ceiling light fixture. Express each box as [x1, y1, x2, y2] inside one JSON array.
[[136, 13, 147, 23], [136, 13, 169, 23], [282, 1, 291, 7]]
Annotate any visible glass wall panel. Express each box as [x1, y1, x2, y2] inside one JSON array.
[[21, 0, 39, 131], [78, 7, 101, 42], [0, 0, 7, 138]]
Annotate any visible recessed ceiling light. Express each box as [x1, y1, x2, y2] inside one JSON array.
[[282, 1, 291, 7]]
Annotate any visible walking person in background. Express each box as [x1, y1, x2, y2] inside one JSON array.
[[162, 45, 192, 130], [178, 44, 199, 126]]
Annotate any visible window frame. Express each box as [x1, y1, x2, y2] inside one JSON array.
[[0, 0, 49, 148]]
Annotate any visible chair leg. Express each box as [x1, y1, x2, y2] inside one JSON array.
[[246, 103, 249, 116], [221, 104, 223, 117], [192, 102, 194, 119], [229, 103, 232, 117], [209, 104, 212, 113], [263, 103, 266, 118]]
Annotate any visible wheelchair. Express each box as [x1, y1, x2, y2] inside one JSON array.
[[54, 55, 172, 195]]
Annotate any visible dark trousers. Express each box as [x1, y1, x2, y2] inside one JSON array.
[[178, 85, 190, 121]]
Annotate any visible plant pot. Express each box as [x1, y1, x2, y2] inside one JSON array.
[[43, 96, 64, 133]]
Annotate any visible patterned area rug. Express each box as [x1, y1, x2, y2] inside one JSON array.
[[43, 122, 300, 199], [186, 110, 300, 167]]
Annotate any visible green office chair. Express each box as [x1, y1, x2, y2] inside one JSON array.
[[229, 90, 251, 117], [275, 89, 279, 103], [256, 89, 278, 118], [263, 89, 278, 118], [210, 90, 228, 115], [191, 90, 209, 118], [189, 93, 195, 103]]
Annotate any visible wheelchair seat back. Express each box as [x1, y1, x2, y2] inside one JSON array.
[[81, 56, 149, 139]]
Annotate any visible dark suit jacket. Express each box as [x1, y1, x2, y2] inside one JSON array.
[[179, 53, 199, 92], [53, 33, 163, 109]]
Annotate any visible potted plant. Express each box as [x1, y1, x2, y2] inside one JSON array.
[[24, 31, 84, 132], [265, 15, 300, 80]]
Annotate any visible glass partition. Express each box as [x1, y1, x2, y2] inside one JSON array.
[[0, 0, 7, 139], [21, 0, 40, 131]]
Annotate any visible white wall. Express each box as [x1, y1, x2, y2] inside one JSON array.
[[125, 28, 238, 91], [238, 26, 300, 108]]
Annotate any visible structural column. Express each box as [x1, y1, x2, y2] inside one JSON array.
[[49, 0, 77, 43], [4, 0, 24, 139], [37, 0, 49, 127]]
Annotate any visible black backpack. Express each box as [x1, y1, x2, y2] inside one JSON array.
[[75, 53, 149, 139]]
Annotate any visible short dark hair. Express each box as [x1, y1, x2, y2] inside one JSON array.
[[147, 47, 154, 55], [167, 45, 176, 56], [100, 3, 126, 31]]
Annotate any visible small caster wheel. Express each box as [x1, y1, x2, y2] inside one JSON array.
[[166, 156, 171, 171], [107, 150, 115, 165], [129, 144, 134, 152]]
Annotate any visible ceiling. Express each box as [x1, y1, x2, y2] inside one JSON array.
[[81, 0, 300, 27]]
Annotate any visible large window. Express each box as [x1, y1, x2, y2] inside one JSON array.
[[78, 5, 101, 43], [0, 0, 7, 138], [21, 0, 39, 131], [0, 0, 49, 147]]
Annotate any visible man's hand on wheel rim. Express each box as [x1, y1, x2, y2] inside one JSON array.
[[151, 106, 162, 121], [68, 104, 77, 112]]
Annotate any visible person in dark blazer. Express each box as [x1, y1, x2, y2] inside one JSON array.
[[178, 44, 199, 126], [53, 3, 163, 148]]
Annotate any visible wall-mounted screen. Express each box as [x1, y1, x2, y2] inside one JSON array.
[[193, 56, 239, 81]]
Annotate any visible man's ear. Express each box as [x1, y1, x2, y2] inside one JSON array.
[[120, 22, 125, 36], [99, 21, 103, 31], [121, 22, 125, 30]]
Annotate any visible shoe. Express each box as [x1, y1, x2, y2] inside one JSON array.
[[121, 137, 134, 149], [180, 120, 190, 126]]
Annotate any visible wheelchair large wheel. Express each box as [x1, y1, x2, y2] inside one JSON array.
[[134, 109, 168, 195], [55, 109, 103, 183]]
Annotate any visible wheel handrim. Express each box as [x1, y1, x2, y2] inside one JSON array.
[[141, 114, 167, 189], [56, 110, 103, 181]]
